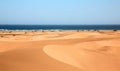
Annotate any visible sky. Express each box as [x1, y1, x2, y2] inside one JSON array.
[[0, 0, 120, 25]]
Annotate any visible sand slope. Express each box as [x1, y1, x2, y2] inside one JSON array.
[[0, 41, 82, 71], [0, 31, 120, 71]]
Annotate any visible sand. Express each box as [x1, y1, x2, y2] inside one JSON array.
[[0, 30, 120, 71]]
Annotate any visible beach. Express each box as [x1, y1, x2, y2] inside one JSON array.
[[0, 30, 120, 71]]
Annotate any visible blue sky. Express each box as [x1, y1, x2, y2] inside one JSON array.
[[0, 0, 120, 25]]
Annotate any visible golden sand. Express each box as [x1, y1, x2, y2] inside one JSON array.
[[0, 30, 120, 71]]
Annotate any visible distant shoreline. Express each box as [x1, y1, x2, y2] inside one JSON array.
[[0, 25, 120, 30], [0, 29, 119, 31]]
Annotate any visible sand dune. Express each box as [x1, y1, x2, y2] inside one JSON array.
[[0, 41, 82, 71], [0, 30, 120, 71]]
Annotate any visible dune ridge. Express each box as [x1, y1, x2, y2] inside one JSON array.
[[0, 30, 120, 71]]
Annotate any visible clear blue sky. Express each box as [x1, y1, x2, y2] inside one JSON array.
[[0, 0, 120, 25]]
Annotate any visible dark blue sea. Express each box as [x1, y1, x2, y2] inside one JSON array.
[[0, 25, 120, 30]]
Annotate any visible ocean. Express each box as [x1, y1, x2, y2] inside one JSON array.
[[0, 25, 120, 30]]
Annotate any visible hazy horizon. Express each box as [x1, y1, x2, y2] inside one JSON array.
[[0, 0, 120, 25], [0, 23, 120, 25]]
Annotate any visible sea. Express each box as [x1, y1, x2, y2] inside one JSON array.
[[0, 25, 120, 30]]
